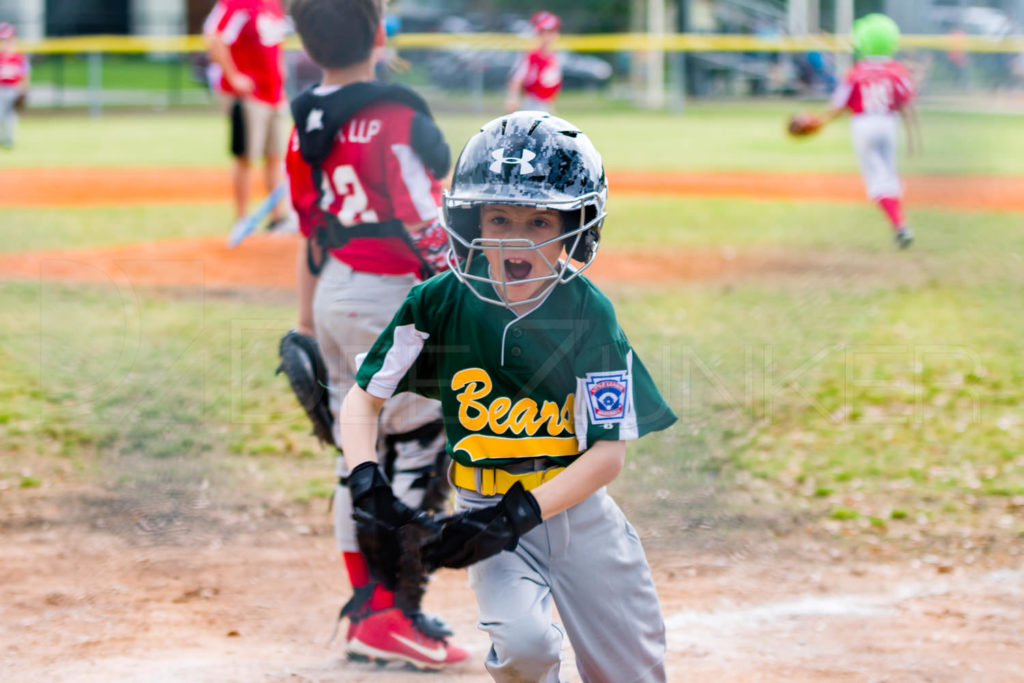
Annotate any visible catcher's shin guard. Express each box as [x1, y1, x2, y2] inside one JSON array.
[[381, 419, 451, 514]]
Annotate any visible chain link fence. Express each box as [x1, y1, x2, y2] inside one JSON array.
[[16, 33, 1024, 115]]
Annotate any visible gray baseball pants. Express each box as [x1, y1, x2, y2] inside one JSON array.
[[457, 485, 667, 683], [0, 85, 20, 147]]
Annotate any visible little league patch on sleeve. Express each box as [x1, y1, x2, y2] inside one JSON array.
[[584, 371, 631, 424]]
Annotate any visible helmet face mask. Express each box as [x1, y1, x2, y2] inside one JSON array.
[[441, 111, 608, 310]]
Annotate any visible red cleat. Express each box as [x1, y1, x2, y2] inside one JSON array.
[[347, 608, 470, 669]]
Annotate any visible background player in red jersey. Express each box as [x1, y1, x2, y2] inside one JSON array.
[[814, 13, 921, 249], [285, 0, 468, 670], [203, 0, 291, 229], [505, 11, 563, 113], [0, 22, 29, 150]]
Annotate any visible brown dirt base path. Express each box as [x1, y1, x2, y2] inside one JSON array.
[[0, 234, 891, 290], [4, 167, 1024, 212], [2, 487, 1023, 682]]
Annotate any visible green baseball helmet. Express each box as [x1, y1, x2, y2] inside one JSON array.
[[853, 13, 900, 58]]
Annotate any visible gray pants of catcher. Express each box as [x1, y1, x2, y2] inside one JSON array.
[[313, 257, 443, 552], [457, 486, 667, 683], [0, 85, 20, 147]]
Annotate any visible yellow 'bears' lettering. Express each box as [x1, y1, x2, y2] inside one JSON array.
[[538, 400, 564, 435], [487, 397, 512, 432], [451, 368, 491, 431], [561, 395, 574, 431], [452, 367, 574, 438], [508, 399, 539, 434]]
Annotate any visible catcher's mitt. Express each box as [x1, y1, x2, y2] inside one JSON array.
[[13, 92, 26, 113], [787, 112, 823, 137], [276, 330, 333, 446]]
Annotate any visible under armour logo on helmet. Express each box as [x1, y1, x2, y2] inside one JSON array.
[[489, 149, 536, 174]]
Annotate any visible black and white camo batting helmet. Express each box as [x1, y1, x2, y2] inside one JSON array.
[[441, 110, 608, 307]]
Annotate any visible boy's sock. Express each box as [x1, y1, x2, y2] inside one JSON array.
[[344, 551, 395, 610], [877, 196, 906, 231], [342, 551, 370, 588]]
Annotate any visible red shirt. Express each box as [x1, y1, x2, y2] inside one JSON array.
[[831, 58, 914, 116], [286, 97, 444, 276], [204, 0, 287, 105], [0, 50, 28, 86], [512, 49, 562, 102]]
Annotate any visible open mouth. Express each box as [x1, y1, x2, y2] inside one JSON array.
[[504, 258, 533, 282]]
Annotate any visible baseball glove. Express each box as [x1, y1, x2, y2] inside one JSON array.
[[13, 92, 26, 113], [421, 481, 542, 570], [276, 329, 333, 446], [787, 112, 823, 137]]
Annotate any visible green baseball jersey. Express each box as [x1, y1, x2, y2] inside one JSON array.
[[355, 265, 677, 468]]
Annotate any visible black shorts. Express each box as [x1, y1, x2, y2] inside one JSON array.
[[229, 99, 246, 158]]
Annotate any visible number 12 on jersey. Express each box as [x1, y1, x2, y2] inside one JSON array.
[[319, 164, 380, 225]]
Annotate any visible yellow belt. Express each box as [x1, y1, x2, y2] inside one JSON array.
[[452, 461, 565, 496]]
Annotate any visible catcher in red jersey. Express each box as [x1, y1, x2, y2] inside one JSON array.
[[806, 13, 920, 249], [285, 0, 468, 670], [505, 11, 562, 113]]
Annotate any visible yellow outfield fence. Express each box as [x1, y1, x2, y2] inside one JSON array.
[[18, 32, 1024, 55], [17, 30, 1024, 115]]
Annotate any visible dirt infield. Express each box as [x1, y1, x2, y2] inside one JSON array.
[[3, 486, 1023, 682], [0, 234, 884, 290], [4, 167, 1024, 212]]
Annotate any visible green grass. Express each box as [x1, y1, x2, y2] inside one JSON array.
[[0, 278, 318, 500], [5, 100, 1024, 175], [603, 196, 994, 249], [29, 53, 205, 91], [0, 204, 233, 253], [2, 104, 1023, 554], [607, 279, 1024, 544], [2, 195, 1022, 552]]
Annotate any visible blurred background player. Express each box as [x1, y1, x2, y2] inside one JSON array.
[[286, 0, 467, 669], [818, 13, 920, 249], [0, 22, 29, 150], [505, 11, 562, 113], [203, 0, 291, 231]]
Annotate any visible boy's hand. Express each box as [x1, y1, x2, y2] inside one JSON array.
[[423, 482, 542, 569], [348, 461, 416, 587]]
